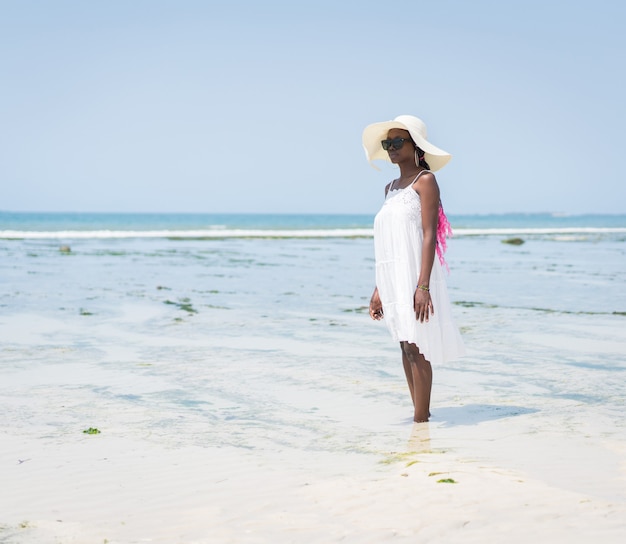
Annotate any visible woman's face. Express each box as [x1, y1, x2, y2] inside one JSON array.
[[385, 128, 414, 164]]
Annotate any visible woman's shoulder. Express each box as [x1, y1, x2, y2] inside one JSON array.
[[411, 170, 437, 187], [412, 171, 440, 198]]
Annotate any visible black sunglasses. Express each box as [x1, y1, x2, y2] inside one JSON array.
[[381, 137, 412, 151]]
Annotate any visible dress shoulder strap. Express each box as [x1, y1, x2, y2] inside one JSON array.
[[388, 178, 400, 192], [409, 169, 431, 188], [389, 170, 432, 193]]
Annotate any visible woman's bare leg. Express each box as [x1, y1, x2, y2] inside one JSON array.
[[401, 346, 415, 407], [401, 342, 432, 422]]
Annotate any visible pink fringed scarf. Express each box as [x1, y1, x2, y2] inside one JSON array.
[[437, 203, 453, 272]]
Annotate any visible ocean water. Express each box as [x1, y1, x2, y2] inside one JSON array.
[[1, 212, 625, 499], [2, 211, 626, 238]]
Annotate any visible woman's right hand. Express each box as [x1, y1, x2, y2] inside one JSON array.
[[369, 287, 384, 320]]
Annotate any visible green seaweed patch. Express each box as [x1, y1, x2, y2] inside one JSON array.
[[164, 298, 197, 314], [342, 306, 369, 313], [83, 427, 101, 435], [90, 249, 129, 256], [501, 237, 525, 245], [530, 306, 557, 314], [455, 300, 623, 317], [380, 451, 419, 465], [405, 460, 419, 467], [454, 300, 477, 308], [453, 300, 497, 309], [428, 472, 457, 483]]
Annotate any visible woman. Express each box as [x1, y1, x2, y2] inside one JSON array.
[[362, 115, 465, 422]]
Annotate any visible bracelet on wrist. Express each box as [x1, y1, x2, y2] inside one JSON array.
[[417, 284, 430, 292]]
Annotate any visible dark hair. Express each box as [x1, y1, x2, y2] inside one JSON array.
[[414, 145, 430, 170]]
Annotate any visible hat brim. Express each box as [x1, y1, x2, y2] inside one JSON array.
[[362, 120, 451, 172]]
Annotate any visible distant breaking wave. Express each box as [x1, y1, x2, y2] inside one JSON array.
[[0, 228, 373, 239], [1, 227, 626, 240]]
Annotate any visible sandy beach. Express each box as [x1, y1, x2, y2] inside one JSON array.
[[1, 227, 625, 543], [3, 428, 625, 543]]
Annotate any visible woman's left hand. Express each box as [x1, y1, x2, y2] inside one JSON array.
[[414, 288, 434, 322]]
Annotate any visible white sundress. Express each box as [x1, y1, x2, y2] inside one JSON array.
[[373, 172, 465, 366]]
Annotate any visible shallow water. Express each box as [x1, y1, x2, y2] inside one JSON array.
[[1, 225, 625, 501]]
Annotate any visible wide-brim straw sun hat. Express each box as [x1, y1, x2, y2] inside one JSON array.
[[362, 115, 451, 172]]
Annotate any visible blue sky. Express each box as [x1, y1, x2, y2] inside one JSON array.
[[1, 0, 624, 215]]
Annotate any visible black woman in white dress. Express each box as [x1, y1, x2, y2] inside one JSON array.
[[363, 115, 465, 422]]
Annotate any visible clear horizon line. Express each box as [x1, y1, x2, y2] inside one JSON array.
[[1, 210, 625, 217]]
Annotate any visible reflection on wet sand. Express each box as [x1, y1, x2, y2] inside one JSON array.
[[407, 421, 431, 454]]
